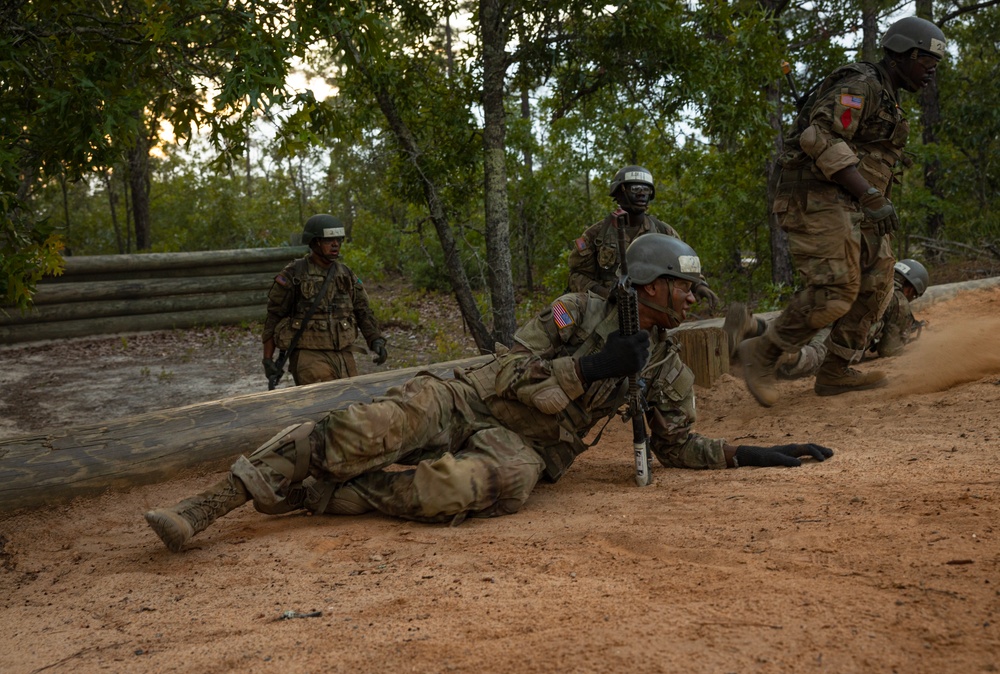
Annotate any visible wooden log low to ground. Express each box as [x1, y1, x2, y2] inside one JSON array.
[[0, 356, 492, 513], [1, 276, 997, 514], [44, 246, 308, 283]]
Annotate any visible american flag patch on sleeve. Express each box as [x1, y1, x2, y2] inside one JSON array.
[[575, 237, 587, 251], [840, 94, 863, 110], [552, 301, 574, 329]]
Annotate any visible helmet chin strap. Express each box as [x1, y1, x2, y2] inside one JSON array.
[[311, 243, 339, 264], [888, 52, 920, 91], [637, 283, 683, 328]]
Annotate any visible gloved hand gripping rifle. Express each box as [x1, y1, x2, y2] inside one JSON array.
[[613, 209, 652, 487]]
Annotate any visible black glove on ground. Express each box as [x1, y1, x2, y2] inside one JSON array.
[[371, 338, 388, 365], [578, 330, 650, 384], [734, 443, 834, 468], [262, 357, 281, 380]]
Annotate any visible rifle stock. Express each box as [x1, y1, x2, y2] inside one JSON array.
[[612, 209, 652, 487]]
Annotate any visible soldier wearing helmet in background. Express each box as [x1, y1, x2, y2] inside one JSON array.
[[567, 165, 719, 308], [145, 234, 833, 553], [261, 214, 387, 387], [740, 16, 946, 406], [726, 258, 930, 379]]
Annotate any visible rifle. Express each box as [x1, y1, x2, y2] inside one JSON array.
[[781, 60, 805, 110], [612, 209, 652, 487], [267, 260, 340, 390], [267, 348, 290, 391]]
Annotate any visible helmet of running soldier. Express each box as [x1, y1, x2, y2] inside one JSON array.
[[881, 17, 946, 59], [626, 233, 702, 286], [894, 258, 929, 297], [302, 214, 346, 246], [609, 165, 655, 213]]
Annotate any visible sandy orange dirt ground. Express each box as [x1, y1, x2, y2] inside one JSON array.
[[1, 287, 999, 673]]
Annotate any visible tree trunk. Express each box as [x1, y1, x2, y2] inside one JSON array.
[[127, 125, 152, 250], [480, 0, 518, 346], [766, 81, 793, 285], [335, 33, 494, 353], [103, 170, 125, 254], [917, 0, 945, 240], [861, 0, 879, 61], [519, 85, 535, 291]]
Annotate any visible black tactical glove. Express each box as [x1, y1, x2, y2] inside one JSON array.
[[578, 330, 650, 384], [734, 443, 834, 468], [859, 187, 900, 237], [693, 282, 719, 309], [371, 338, 388, 365], [262, 357, 281, 380]]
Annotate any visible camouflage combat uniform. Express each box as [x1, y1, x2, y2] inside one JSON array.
[[769, 60, 909, 363], [567, 213, 679, 298], [777, 280, 917, 379], [235, 291, 728, 525], [867, 279, 918, 357], [263, 255, 383, 385]]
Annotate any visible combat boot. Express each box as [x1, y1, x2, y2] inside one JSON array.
[[737, 335, 785, 407], [144, 473, 249, 552], [721, 304, 760, 358], [814, 354, 888, 397]]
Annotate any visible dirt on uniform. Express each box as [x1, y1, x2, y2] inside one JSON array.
[[1, 286, 999, 673]]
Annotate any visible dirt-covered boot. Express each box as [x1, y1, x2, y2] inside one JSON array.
[[144, 474, 250, 552], [723, 303, 751, 358], [737, 335, 785, 407], [814, 354, 888, 397]]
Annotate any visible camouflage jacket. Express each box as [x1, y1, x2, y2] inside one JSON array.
[[567, 212, 680, 298], [868, 282, 918, 357], [459, 291, 726, 482], [262, 255, 382, 353], [780, 61, 909, 195]]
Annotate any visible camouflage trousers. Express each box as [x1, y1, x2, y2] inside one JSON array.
[[769, 181, 895, 363], [241, 374, 546, 524], [291, 348, 358, 385]]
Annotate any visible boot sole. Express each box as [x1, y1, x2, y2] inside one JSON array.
[[144, 510, 195, 553], [737, 338, 779, 408], [814, 377, 889, 397], [723, 304, 751, 359]]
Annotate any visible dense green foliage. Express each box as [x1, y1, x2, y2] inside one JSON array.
[[5, 0, 998, 315]]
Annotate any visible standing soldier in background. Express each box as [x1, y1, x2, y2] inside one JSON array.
[[261, 214, 388, 387], [726, 258, 930, 379], [740, 16, 946, 406], [567, 165, 718, 307]]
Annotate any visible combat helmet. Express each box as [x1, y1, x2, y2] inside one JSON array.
[[894, 258, 929, 297], [609, 165, 656, 200], [301, 214, 346, 246], [626, 233, 701, 285], [881, 17, 946, 59]]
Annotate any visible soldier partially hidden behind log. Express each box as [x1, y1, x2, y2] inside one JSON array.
[[725, 258, 930, 379], [262, 214, 388, 388], [145, 235, 834, 553]]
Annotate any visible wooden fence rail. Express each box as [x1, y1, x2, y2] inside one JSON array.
[[0, 246, 307, 345]]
